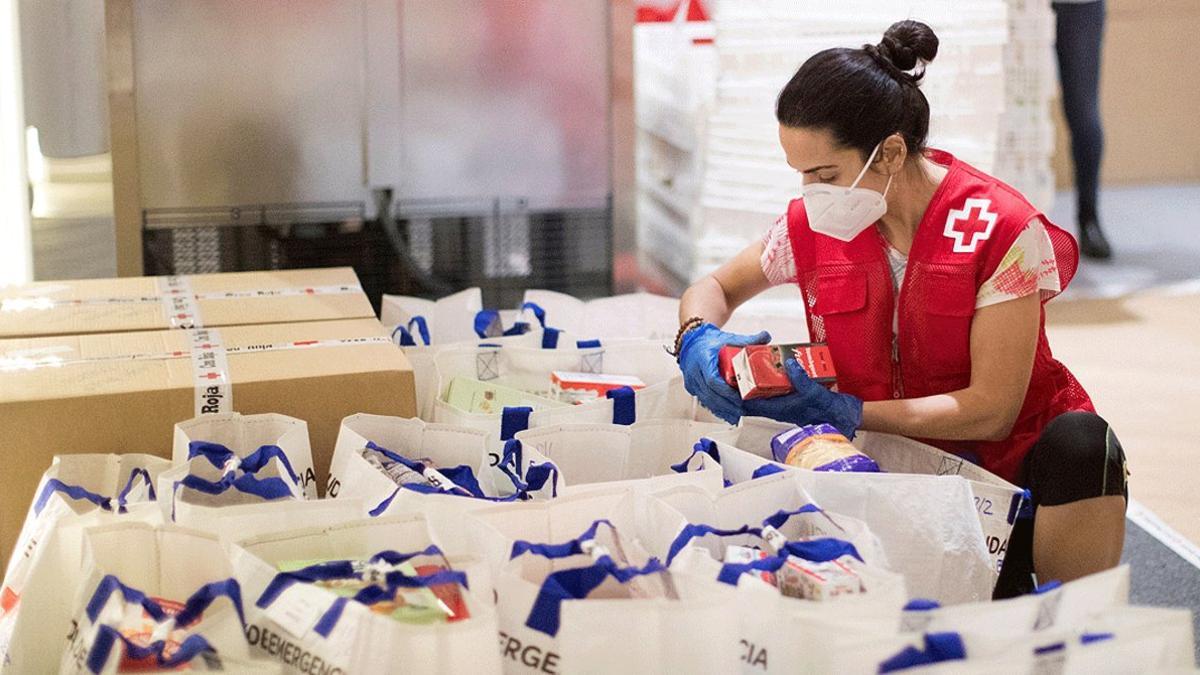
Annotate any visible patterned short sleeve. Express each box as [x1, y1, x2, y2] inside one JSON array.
[[975, 218, 1062, 309], [760, 214, 797, 286]]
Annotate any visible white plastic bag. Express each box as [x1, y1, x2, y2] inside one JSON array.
[[174, 413, 317, 499], [230, 513, 500, 674]]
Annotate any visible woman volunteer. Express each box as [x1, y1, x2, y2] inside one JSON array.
[[673, 20, 1127, 598]]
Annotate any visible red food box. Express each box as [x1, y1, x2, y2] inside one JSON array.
[[718, 343, 836, 400]]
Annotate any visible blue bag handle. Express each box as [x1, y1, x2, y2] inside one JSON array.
[[500, 406, 532, 441], [33, 479, 113, 516], [187, 441, 301, 487], [878, 632, 967, 673], [607, 386, 636, 426], [255, 545, 469, 638], [526, 556, 668, 636], [314, 567, 470, 637], [759, 503, 824, 530], [751, 464, 787, 479], [714, 538, 864, 586], [664, 504, 828, 566], [664, 523, 762, 566], [363, 441, 477, 498], [392, 316, 432, 347], [115, 468, 157, 506], [474, 302, 550, 339], [84, 575, 246, 674], [88, 628, 216, 675], [34, 462, 162, 516], [367, 441, 558, 516], [256, 544, 448, 608], [497, 439, 559, 499], [509, 519, 618, 561], [669, 438, 721, 474]]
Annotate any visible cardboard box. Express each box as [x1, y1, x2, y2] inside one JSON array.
[[0, 267, 376, 339], [718, 343, 836, 400], [0, 318, 414, 563]]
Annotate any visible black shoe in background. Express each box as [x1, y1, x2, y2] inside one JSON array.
[[1078, 217, 1113, 260]]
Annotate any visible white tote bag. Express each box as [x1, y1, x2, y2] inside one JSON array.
[[230, 513, 500, 675], [521, 289, 681, 341], [514, 419, 737, 496], [900, 565, 1131, 637], [431, 370, 718, 440], [735, 419, 1027, 581], [158, 441, 306, 527], [0, 507, 164, 674], [176, 499, 367, 548], [429, 339, 680, 429], [174, 413, 317, 499], [61, 523, 270, 674], [695, 446, 995, 604], [1, 453, 169, 671], [465, 490, 688, 575], [327, 414, 561, 553], [381, 287, 485, 346], [665, 524, 906, 675], [329, 413, 559, 508], [492, 518, 739, 674], [403, 331, 556, 421], [654, 475, 890, 571], [877, 601, 1195, 673]]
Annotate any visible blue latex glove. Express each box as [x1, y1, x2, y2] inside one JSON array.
[[678, 323, 770, 424], [742, 358, 864, 439]]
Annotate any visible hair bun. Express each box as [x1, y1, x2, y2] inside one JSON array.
[[871, 20, 939, 84]]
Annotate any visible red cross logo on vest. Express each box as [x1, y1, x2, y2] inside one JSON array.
[[943, 198, 998, 253]]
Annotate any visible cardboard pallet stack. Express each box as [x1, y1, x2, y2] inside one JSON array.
[[0, 268, 416, 562]]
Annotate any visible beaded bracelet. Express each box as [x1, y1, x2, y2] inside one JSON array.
[[668, 316, 705, 360]]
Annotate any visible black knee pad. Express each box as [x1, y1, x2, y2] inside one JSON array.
[[1024, 412, 1128, 507]]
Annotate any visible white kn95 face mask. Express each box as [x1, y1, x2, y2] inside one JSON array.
[[802, 141, 893, 242]]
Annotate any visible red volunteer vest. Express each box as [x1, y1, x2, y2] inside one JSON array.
[[787, 150, 1094, 483]]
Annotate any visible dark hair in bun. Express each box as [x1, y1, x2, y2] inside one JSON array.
[[776, 20, 940, 159]]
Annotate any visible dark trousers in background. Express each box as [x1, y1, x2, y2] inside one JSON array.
[[1053, 0, 1107, 223]]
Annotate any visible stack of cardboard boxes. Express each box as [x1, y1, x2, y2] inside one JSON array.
[[0, 267, 415, 561]]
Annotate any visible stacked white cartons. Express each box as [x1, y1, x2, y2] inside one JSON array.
[[634, 2, 719, 284], [993, 0, 1058, 211], [660, 0, 1006, 298]]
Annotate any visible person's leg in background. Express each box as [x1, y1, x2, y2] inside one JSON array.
[[994, 411, 1128, 599], [1053, 0, 1111, 259]]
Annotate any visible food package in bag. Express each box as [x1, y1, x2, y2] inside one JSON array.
[[230, 513, 500, 674], [60, 523, 276, 674]]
